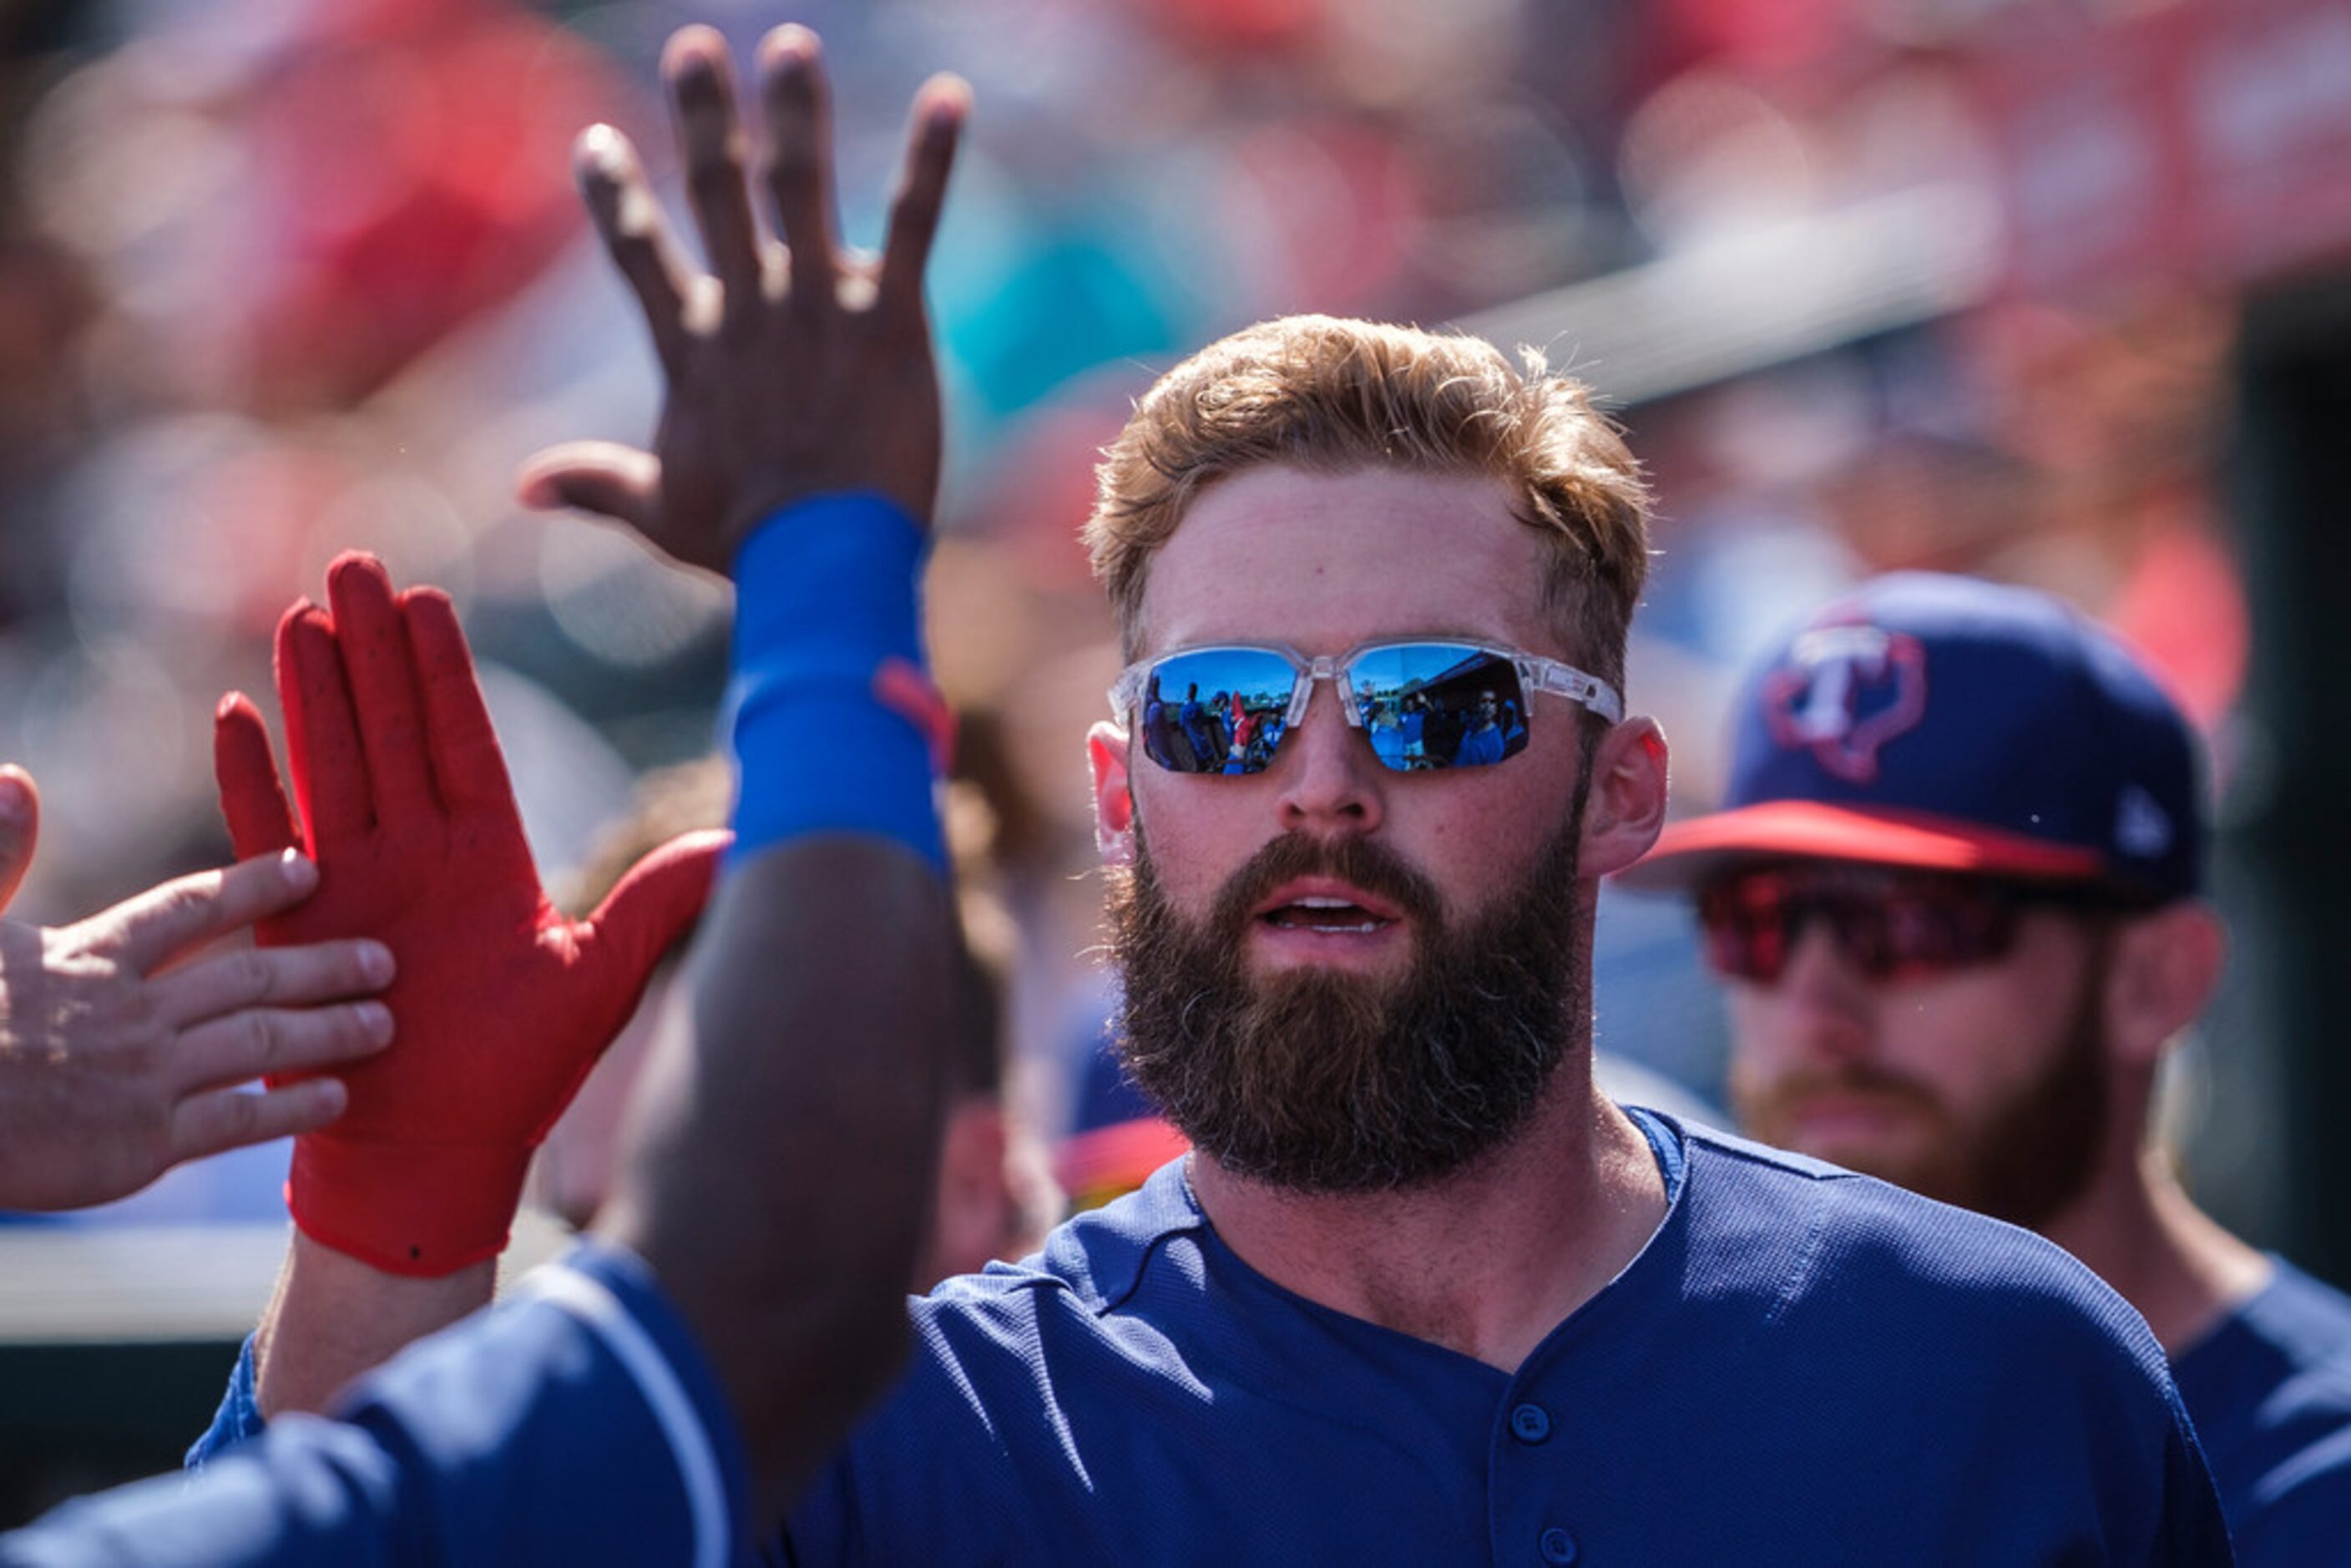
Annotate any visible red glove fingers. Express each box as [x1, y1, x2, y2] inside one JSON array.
[[215, 551, 726, 1276], [329, 553, 437, 827], [215, 693, 300, 859], [279, 603, 372, 851], [403, 584, 518, 817]]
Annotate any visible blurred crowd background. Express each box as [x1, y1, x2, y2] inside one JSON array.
[[1, 0, 2348, 1520]]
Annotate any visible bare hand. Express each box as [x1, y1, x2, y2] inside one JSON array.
[[518, 23, 970, 571], [0, 845, 396, 1212]]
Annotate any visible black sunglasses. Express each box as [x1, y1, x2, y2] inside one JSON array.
[[1696, 864, 2158, 984]]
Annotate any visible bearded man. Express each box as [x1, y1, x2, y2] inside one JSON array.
[[786, 314, 2217, 1563], [1625, 573, 2351, 1565], [179, 24, 2231, 1566]]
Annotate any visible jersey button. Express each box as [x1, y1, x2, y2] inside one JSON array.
[[1538, 1525, 1578, 1563], [1509, 1402, 1552, 1444]]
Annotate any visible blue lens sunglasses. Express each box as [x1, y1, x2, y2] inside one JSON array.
[[1108, 639, 1622, 777]]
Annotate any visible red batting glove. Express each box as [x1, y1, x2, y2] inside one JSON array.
[[215, 552, 726, 1277]]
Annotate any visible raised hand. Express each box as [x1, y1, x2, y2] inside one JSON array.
[[517, 23, 969, 569], [215, 552, 725, 1275], [0, 806, 394, 1213]]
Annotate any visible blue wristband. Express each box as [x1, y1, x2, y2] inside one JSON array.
[[723, 493, 947, 873]]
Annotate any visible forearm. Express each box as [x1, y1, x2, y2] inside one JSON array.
[[598, 837, 953, 1515], [531, 19, 968, 1519], [14, 1243, 741, 1568], [253, 1232, 494, 1417]]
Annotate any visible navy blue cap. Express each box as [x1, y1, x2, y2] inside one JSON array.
[[1070, 1030, 1165, 1137], [1054, 1026, 1189, 1199], [1623, 573, 2205, 900]]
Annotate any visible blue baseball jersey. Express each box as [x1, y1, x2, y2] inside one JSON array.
[[2172, 1257, 2351, 1565], [3, 1242, 745, 1568], [781, 1111, 2231, 1565]]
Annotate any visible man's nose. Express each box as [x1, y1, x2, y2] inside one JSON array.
[[1754, 921, 1878, 1064], [1272, 682, 1384, 835]]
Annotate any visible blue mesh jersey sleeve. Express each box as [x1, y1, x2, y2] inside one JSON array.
[[781, 1118, 2233, 1565], [3, 1242, 751, 1568], [185, 1333, 267, 1469], [2172, 1256, 2351, 1565]]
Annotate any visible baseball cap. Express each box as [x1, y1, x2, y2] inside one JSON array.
[[1054, 1026, 1190, 1210], [1620, 572, 2206, 900]]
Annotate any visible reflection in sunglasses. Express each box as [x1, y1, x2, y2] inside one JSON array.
[[1115, 639, 1605, 778]]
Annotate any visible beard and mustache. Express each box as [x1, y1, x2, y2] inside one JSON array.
[[1104, 804, 1591, 1196], [1729, 943, 2111, 1232], [1103, 741, 2116, 1230]]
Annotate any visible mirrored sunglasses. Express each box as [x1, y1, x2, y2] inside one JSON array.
[[1108, 640, 1622, 778]]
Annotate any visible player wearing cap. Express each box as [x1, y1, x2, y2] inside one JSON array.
[[1625, 572, 2351, 1564], [164, 23, 2231, 1565]]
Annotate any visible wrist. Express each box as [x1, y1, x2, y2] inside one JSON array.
[[287, 1135, 535, 1277], [730, 491, 926, 630], [725, 476, 937, 559], [724, 493, 946, 873], [256, 1230, 495, 1418]]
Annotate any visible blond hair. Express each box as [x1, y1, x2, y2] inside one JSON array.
[[1084, 315, 1651, 685]]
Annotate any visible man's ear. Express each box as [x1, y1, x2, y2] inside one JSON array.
[[1088, 721, 1135, 866], [1578, 717, 1670, 878], [2103, 901, 2225, 1068]]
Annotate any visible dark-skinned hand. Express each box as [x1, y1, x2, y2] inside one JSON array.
[[518, 23, 969, 571]]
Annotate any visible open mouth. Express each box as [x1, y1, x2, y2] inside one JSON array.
[[1250, 880, 1406, 938]]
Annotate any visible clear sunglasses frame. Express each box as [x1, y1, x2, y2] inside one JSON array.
[[1107, 638, 1624, 751]]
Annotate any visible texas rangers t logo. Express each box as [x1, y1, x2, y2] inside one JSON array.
[[1760, 623, 1928, 782]]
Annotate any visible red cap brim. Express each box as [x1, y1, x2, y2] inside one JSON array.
[[1053, 1116, 1191, 1196], [1614, 801, 2106, 892]]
